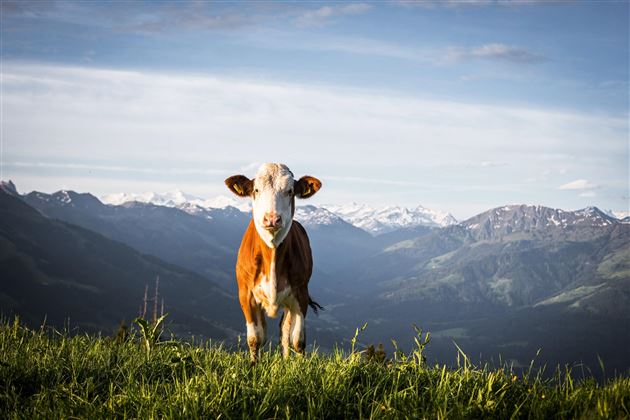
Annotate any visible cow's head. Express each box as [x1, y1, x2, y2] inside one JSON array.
[[225, 163, 321, 248]]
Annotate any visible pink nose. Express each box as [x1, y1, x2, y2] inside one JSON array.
[[263, 213, 282, 229]]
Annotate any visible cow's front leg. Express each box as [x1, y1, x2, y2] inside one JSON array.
[[240, 291, 266, 363]]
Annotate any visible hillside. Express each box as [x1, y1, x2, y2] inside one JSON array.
[[23, 190, 250, 290], [0, 190, 239, 339], [326, 204, 630, 372]]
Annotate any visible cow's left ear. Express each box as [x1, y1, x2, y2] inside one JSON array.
[[295, 176, 322, 199]]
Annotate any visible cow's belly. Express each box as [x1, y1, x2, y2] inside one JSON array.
[[252, 274, 295, 318]]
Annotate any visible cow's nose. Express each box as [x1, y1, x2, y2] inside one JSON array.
[[263, 213, 282, 229]]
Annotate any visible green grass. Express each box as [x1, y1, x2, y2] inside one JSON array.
[[0, 318, 628, 419]]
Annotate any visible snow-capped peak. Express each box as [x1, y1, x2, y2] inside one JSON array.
[[101, 190, 200, 207], [201, 195, 252, 212], [322, 203, 457, 235], [460, 204, 619, 240], [101, 190, 252, 212], [294, 205, 345, 228]]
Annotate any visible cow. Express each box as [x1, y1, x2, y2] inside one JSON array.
[[225, 163, 323, 362]]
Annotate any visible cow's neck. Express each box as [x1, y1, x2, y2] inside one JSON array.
[[256, 229, 290, 317], [257, 228, 290, 270]]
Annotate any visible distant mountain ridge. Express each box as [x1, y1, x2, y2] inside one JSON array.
[[22, 189, 251, 290], [100, 189, 458, 235], [98, 188, 629, 235], [460, 204, 620, 241], [101, 190, 252, 212], [322, 203, 457, 234]]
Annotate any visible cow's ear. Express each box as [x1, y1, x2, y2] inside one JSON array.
[[225, 175, 253, 197], [295, 176, 322, 199]]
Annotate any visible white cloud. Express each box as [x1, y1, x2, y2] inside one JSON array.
[[294, 3, 372, 28], [243, 33, 432, 62], [238, 33, 543, 67], [392, 0, 492, 8], [2, 63, 626, 214], [7, 161, 228, 176], [4, 63, 623, 164], [578, 191, 596, 198], [445, 43, 545, 64], [392, 0, 556, 8], [558, 179, 600, 190]]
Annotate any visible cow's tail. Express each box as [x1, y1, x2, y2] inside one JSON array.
[[308, 296, 324, 315]]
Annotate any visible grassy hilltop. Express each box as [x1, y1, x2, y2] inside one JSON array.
[[0, 319, 628, 419]]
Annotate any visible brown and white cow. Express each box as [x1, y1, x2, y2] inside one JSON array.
[[225, 163, 322, 362]]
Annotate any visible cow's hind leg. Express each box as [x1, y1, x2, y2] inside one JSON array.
[[280, 308, 294, 358], [290, 309, 305, 354], [290, 293, 310, 355]]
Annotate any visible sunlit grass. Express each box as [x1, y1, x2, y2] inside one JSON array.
[[0, 317, 628, 419]]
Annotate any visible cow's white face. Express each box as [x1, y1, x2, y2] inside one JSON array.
[[225, 163, 321, 248], [250, 163, 295, 248]]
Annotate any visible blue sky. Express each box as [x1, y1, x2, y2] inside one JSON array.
[[1, 0, 628, 219]]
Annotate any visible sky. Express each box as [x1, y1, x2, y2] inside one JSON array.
[[1, 0, 628, 219]]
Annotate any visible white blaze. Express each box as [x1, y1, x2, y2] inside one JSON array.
[[251, 163, 295, 248]]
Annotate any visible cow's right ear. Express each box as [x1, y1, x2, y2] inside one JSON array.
[[225, 175, 253, 197]]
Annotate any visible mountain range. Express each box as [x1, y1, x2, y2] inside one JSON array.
[[0, 185, 240, 339], [1, 180, 628, 375]]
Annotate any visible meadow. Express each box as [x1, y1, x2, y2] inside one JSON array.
[[1, 317, 628, 419]]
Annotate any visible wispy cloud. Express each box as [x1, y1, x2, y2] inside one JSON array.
[[1, 1, 279, 34], [392, 0, 492, 8], [6, 161, 229, 176], [578, 190, 596, 198], [392, 0, 561, 9], [445, 43, 546, 64], [558, 179, 600, 190], [294, 3, 373, 28], [238, 33, 545, 68]]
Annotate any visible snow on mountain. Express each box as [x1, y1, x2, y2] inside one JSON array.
[[460, 204, 619, 240], [100, 191, 454, 235], [573, 206, 619, 226], [98, 190, 620, 235], [101, 191, 251, 212], [201, 195, 252, 212], [102, 190, 200, 207], [322, 202, 457, 235], [294, 205, 345, 228]]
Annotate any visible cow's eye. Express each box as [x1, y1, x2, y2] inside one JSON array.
[[253, 188, 259, 197], [287, 188, 294, 196]]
